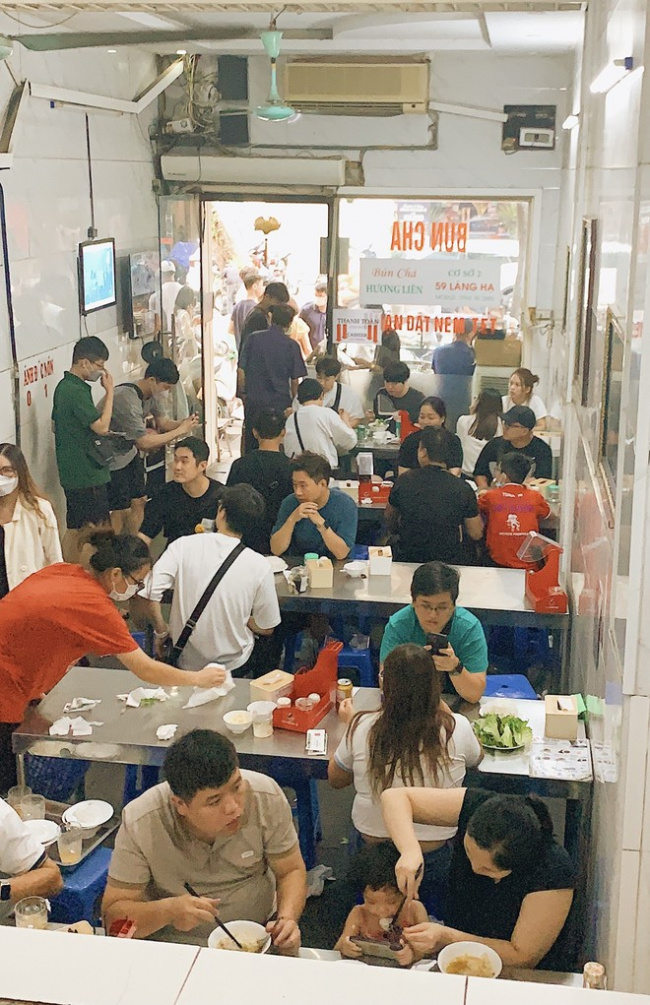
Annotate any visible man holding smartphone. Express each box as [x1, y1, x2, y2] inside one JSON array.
[[379, 562, 487, 703]]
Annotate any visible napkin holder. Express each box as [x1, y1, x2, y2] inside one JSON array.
[[517, 532, 568, 614], [306, 556, 334, 589], [273, 640, 343, 734], [368, 545, 392, 576], [337, 480, 359, 503], [250, 669, 295, 705], [545, 694, 578, 741]]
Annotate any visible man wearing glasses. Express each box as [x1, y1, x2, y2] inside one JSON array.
[[379, 562, 487, 703]]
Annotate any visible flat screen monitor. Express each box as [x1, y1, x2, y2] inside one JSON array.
[[79, 238, 117, 314]]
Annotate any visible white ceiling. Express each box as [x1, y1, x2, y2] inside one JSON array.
[[0, 5, 585, 56]]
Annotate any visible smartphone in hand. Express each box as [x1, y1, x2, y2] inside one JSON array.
[[426, 632, 448, 655]]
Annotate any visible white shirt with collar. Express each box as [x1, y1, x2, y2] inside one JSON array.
[[140, 533, 280, 672], [3, 496, 63, 591], [284, 404, 357, 468]]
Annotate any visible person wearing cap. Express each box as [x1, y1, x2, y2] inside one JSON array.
[[149, 261, 182, 334], [473, 405, 553, 491]]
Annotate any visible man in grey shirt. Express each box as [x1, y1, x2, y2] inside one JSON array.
[[103, 357, 198, 532]]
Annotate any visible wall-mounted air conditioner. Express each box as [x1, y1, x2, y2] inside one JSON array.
[[160, 154, 347, 187], [284, 58, 429, 115]]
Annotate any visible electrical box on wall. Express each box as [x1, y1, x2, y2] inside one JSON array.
[[502, 105, 556, 153]]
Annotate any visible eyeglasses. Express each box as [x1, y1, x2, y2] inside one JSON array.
[[414, 600, 454, 615], [125, 573, 147, 591]]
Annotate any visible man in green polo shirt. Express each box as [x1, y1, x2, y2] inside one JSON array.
[[52, 336, 114, 560], [379, 561, 487, 703]]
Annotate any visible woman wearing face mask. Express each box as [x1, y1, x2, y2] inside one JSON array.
[[397, 397, 463, 477], [380, 786, 576, 970], [0, 444, 62, 600], [0, 531, 226, 792]]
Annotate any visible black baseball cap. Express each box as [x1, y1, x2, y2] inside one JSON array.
[[501, 405, 536, 429]]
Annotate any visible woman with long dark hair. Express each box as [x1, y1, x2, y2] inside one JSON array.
[[455, 388, 503, 475], [0, 531, 225, 792], [381, 786, 576, 970], [502, 367, 548, 427], [397, 396, 463, 476], [0, 442, 62, 599], [328, 644, 481, 916]]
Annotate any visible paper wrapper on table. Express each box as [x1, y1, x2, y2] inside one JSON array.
[[358, 481, 391, 505], [306, 556, 334, 589], [273, 640, 343, 733], [544, 695, 578, 741], [250, 669, 295, 704], [368, 545, 392, 576], [336, 480, 359, 503]]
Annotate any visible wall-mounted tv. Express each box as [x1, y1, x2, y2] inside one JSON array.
[[79, 238, 117, 315]]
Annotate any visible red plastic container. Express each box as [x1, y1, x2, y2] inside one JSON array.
[[358, 481, 391, 505], [273, 640, 343, 734], [399, 409, 419, 442]]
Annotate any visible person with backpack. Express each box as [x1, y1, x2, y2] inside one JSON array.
[[100, 358, 198, 533], [226, 409, 293, 554]]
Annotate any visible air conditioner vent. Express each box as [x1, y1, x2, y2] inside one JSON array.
[[284, 60, 429, 108]]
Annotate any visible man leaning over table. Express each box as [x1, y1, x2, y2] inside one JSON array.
[[379, 561, 487, 704], [102, 730, 306, 950], [0, 798, 63, 920]]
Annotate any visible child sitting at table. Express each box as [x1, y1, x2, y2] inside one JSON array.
[[335, 842, 429, 966], [478, 452, 550, 568]]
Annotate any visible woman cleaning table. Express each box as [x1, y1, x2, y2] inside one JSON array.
[[328, 643, 481, 917], [0, 531, 225, 792], [381, 786, 576, 971]]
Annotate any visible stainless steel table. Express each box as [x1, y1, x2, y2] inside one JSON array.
[[276, 561, 568, 630]]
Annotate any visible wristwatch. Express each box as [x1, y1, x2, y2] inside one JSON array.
[[0, 880, 11, 901], [320, 521, 330, 532], [449, 660, 464, 677]]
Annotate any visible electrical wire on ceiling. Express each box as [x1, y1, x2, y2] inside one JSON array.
[[0, 9, 79, 28]]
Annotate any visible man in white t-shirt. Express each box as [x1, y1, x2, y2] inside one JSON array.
[[0, 798, 63, 919], [313, 356, 364, 427], [149, 260, 182, 334], [285, 378, 357, 469], [139, 484, 281, 676]]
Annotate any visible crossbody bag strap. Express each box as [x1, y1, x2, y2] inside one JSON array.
[[293, 412, 306, 452], [331, 383, 342, 413], [169, 541, 247, 666]]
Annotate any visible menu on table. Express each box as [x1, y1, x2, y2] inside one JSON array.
[[529, 738, 593, 781]]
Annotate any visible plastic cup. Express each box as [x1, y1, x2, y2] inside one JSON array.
[[247, 701, 276, 739], [57, 825, 83, 865], [15, 896, 49, 930], [20, 794, 45, 821], [7, 785, 31, 819]]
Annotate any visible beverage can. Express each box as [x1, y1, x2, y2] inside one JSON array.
[[337, 678, 353, 705]]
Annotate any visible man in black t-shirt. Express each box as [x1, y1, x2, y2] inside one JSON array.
[[227, 409, 293, 554], [372, 361, 425, 424], [473, 405, 552, 489], [139, 437, 224, 548], [237, 280, 290, 357], [387, 427, 483, 564]]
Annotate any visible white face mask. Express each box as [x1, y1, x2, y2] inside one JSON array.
[[86, 369, 103, 382], [109, 582, 139, 602], [0, 474, 18, 496]]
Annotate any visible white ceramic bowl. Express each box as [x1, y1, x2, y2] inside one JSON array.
[[208, 920, 271, 954], [62, 799, 113, 839], [223, 710, 253, 735], [23, 819, 60, 848], [437, 942, 502, 979], [343, 561, 367, 578]]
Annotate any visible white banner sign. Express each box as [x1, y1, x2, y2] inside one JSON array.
[[333, 308, 383, 344], [359, 257, 502, 312]]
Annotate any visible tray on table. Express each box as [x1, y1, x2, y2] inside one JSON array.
[[44, 799, 119, 871]]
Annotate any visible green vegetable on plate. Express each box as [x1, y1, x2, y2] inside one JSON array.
[[473, 714, 532, 749]]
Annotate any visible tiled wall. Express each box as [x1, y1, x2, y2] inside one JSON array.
[[553, 0, 650, 989], [0, 36, 159, 519]]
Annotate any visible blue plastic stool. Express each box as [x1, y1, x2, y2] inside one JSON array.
[[49, 847, 111, 924], [338, 645, 377, 687], [25, 755, 89, 802], [266, 764, 321, 870], [123, 765, 161, 805], [350, 545, 369, 560], [130, 631, 147, 650], [484, 674, 537, 700]]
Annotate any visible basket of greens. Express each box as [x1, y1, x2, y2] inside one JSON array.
[[473, 713, 532, 752]]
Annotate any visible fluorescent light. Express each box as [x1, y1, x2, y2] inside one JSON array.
[[118, 11, 182, 30], [176, 49, 187, 55], [562, 114, 579, 129], [590, 56, 634, 94]]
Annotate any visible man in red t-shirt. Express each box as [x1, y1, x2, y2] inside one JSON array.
[[478, 452, 551, 568]]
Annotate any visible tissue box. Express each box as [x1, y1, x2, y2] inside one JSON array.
[[306, 557, 334, 588], [368, 546, 392, 576], [544, 694, 578, 741], [250, 669, 295, 705], [336, 480, 359, 503]]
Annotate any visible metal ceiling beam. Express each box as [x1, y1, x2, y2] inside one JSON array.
[[0, 2, 588, 12]]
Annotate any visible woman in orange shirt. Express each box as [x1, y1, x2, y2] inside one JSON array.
[[0, 531, 225, 792]]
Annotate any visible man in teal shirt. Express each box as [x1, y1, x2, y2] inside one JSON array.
[[379, 562, 487, 703]]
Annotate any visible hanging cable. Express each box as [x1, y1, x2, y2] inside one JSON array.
[[0, 183, 21, 445], [84, 113, 96, 239]]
